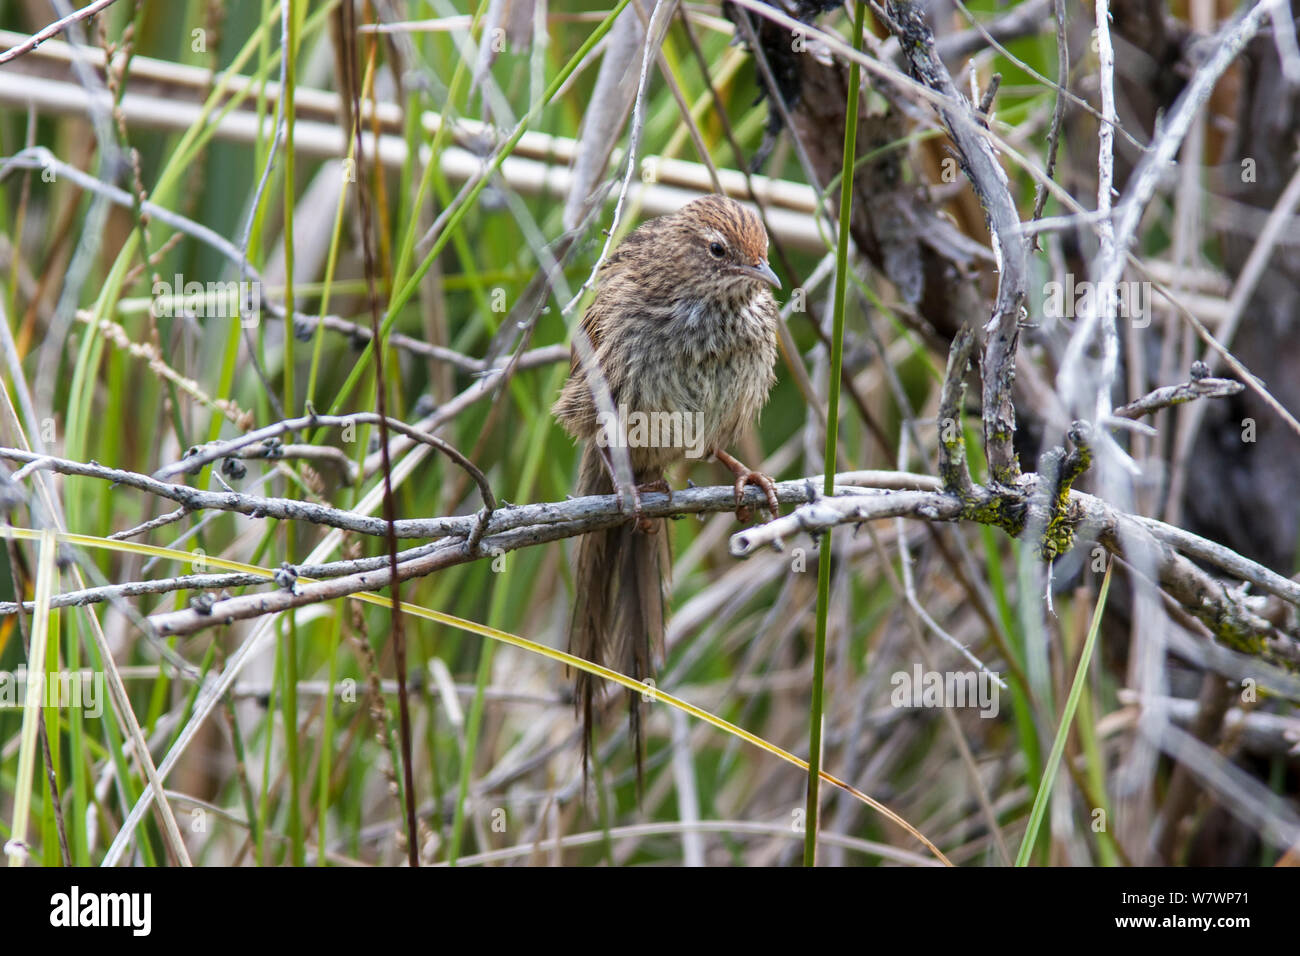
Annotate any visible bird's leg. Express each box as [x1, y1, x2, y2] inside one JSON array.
[[713, 448, 780, 523], [597, 447, 660, 533], [632, 478, 672, 533]]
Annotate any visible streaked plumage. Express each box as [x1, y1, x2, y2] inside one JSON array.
[[553, 195, 781, 785]]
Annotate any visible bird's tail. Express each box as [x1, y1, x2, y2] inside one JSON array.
[[568, 442, 668, 789]]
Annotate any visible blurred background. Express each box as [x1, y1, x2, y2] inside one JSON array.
[[0, 0, 1297, 866]]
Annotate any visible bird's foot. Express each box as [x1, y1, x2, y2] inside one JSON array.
[[614, 480, 645, 529], [637, 478, 672, 503], [714, 449, 780, 523], [633, 479, 672, 533], [615, 480, 672, 533]]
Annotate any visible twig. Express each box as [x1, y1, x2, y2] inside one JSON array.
[[149, 411, 496, 537], [560, 0, 671, 316], [0, 538, 456, 616], [114, 469, 1300, 668], [1163, 155, 1300, 509], [886, 0, 1028, 485], [293, 311, 489, 370], [730, 478, 1300, 663], [0, 0, 121, 65], [1112, 369, 1244, 421], [108, 507, 190, 541], [220, 442, 359, 482], [1143, 271, 1300, 440], [1059, 0, 1275, 430], [1030, 0, 1068, 226], [1, 447, 455, 539], [936, 325, 976, 495], [13, 447, 1299, 624]]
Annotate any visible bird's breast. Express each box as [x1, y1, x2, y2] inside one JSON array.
[[621, 292, 777, 449]]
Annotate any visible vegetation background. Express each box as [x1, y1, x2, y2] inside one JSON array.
[[0, 0, 1297, 867]]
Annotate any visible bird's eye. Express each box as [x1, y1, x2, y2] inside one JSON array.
[[709, 241, 726, 259]]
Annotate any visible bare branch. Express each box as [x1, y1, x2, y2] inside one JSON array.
[[0, 0, 121, 66], [886, 0, 1028, 485], [1112, 368, 1244, 421], [731, 477, 1300, 672]]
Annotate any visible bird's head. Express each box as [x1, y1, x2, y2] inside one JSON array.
[[674, 195, 781, 294], [601, 195, 780, 305]]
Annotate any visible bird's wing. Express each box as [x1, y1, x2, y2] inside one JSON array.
[[553, 283, 618, 438], [570, 291, 607, 374]]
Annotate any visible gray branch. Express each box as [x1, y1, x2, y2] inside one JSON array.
[[730, 476, 1300, 673], [1112, 371, 1244, 421], [6, 443, 1297, 673], [887, 0, 1028, 486]]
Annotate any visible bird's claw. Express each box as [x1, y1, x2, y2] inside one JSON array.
[[615, 480, 643, 520], [714, 448, 780, 524], [733, 470, 780, 524], [637, 478, 672, 502], [617, 480, 671, 533]]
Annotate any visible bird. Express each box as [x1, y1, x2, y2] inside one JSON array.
[[552, 194, 783, 786]]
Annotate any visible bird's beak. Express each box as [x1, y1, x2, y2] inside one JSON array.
[[748, 260, 781, 289]]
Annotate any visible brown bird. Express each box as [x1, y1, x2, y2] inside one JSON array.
[[553, 194, 783, 783]]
